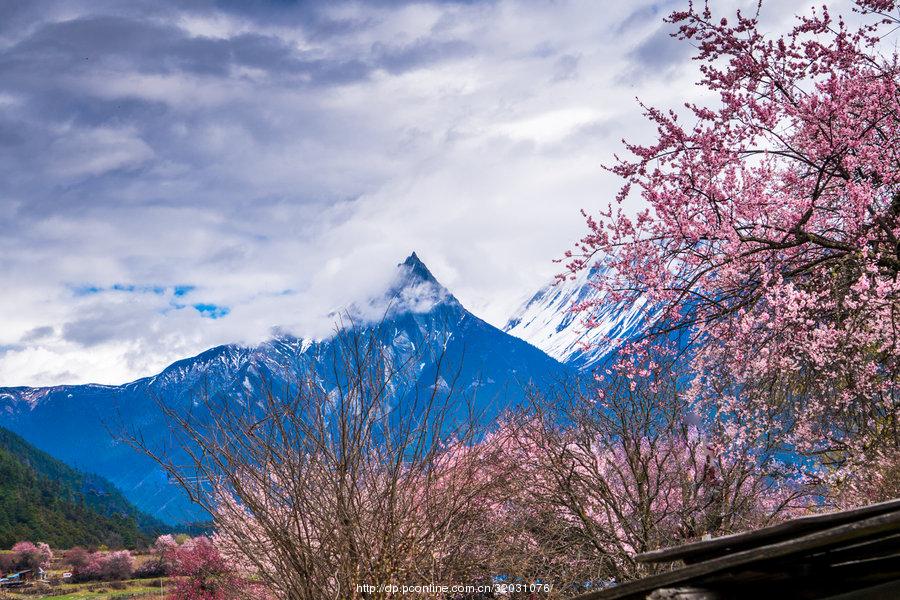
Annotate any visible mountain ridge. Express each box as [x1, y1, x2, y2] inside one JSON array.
[[503, 265, 651, 369], [0, 253, 574, 523]]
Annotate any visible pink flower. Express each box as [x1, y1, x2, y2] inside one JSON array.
[[566, 0, 900, 505]]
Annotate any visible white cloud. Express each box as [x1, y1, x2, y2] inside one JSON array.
[[493, 108, 602, 144], [49, 126, 155, 178], [0, 0, 848, 386]]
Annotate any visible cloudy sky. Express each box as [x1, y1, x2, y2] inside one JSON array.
[[0, 0, 822, 386]]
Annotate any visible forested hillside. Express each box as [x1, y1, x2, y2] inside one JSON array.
[[0, 426, 161, 548]]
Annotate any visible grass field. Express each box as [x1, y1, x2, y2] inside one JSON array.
[[0, 578, 172, 599]]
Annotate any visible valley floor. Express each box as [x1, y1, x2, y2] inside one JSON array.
[[0, 578, 171, 599]]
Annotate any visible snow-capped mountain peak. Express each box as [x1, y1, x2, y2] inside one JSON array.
[[0, 253, 570, 524], [374, 252, 461, 316], [400, 252, 438, 284], [503, 265, 650, 369]]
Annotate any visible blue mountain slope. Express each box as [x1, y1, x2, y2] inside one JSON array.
[[0, 254, 572, 524]]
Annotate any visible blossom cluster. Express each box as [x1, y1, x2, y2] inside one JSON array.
[[567, 0, 900, 504]]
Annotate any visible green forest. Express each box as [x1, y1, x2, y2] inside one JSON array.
[[0, 427, 161, 549]]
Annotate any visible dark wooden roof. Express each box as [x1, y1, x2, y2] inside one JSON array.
[[571, 499, 900, 600], [639, 498, 900, 565]]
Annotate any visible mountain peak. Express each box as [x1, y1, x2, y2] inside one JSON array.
[[384, 252, 458, 313], [334, 253, 458, 325], [400, 252, 438, 284]]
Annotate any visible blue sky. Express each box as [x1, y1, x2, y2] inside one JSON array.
[[0, 0, 812, 386]]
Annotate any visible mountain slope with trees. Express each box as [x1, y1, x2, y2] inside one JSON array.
[[0, 426, 161, 548]]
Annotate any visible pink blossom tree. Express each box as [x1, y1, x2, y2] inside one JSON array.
[[493, 355, 808, 589], [567, 0, 900, 502], [136, 534, 180, 578], [67, 549, 134, 582], [99, 550, 134, 581], [64, 547, 91, 573], [10, 541, 52, 572], [169, 537, 245, 600]]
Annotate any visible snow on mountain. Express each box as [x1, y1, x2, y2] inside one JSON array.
[[0, 253, 572, 524], [504, 265, 651, 369]]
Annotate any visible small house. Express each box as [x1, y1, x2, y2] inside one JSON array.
[[0, 569, 33, 587]]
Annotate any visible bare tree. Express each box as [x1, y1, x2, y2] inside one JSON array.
[[129, 324, 512, 600]]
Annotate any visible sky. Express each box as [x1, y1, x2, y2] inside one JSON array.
[[0, 0, 826, 386]]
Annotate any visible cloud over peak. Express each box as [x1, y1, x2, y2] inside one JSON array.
[[0, 0, 809, 386]]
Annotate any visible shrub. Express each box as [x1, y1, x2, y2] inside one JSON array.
[[71, 550, 134, 582], [99, 551, 134, 581], [64, 547, 91, 571]]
